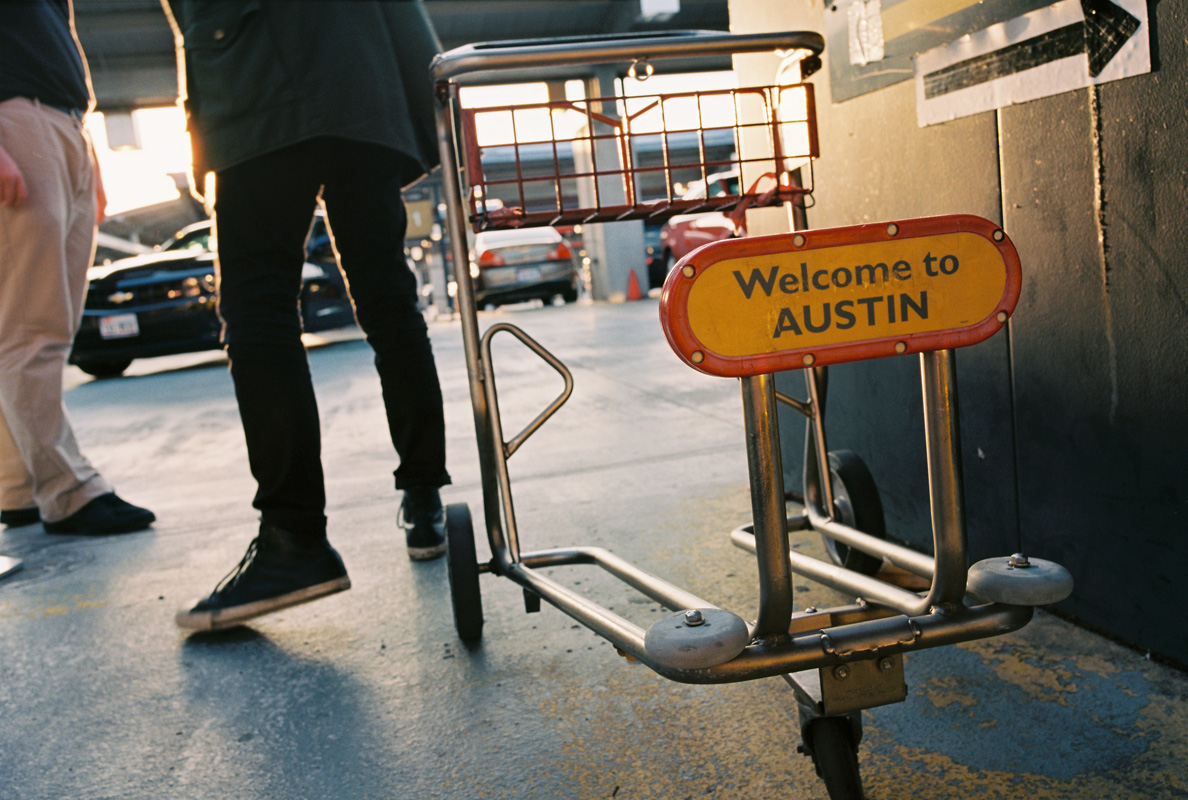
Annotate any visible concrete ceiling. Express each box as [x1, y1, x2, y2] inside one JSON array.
[[74, 0, 732, 112]]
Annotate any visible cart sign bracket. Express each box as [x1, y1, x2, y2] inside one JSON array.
[[659, 214, 1021, 376]]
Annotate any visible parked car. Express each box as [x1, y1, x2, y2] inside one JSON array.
[[70, 217, 355, 377], [643, 222, 665, 290], [470, 226, 580, 307], [654, 170, 741, 285]]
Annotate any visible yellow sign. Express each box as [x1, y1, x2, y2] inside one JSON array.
[[660, 215, 1020, 376]]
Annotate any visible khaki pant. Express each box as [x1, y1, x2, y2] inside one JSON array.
[[0, 97, 110, 521]]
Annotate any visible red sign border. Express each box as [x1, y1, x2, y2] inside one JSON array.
[[659, 214, 1022, 377]]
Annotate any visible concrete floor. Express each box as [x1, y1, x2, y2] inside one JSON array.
[[1, 300, 1185, 799]]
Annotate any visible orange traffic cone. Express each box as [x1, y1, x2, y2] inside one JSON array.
[[627, 269, 643, 301]]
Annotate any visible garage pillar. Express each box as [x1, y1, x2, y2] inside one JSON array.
[[571, 67, 647, 302]]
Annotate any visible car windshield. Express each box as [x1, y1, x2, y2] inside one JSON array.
[[163, 226, 212, 252], [679, 171, 738, 201]]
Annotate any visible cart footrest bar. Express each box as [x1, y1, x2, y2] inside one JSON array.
[[506, 551, 1032, 686], [518, 545, 716, 612]]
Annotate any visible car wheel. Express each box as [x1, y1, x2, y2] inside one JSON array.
[[75, 358, 133, 378], [562, 281, 579, 303]]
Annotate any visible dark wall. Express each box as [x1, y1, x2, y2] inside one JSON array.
[[731, 0, 1187, 663]]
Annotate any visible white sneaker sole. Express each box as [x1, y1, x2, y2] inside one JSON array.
[[175, 576, 351, 631]]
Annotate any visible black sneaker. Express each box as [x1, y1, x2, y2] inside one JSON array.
[[400, 486, 445, 561], [43, 493, 154, 535], [175, 524, 350, 631], [1, 507, 40, 528]]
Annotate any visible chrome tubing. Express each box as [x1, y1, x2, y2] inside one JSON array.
[[434, 85, 510, 563], [432, 30, 825, 83], [479, 323, 575, 567], [919, 349, 968, 609], [741, 374, 795, 639], [519, 546, 719, 612], [796, 350, 971, 615], [505, 554, 1033, 684], [731, 526, 925, 613], [805, 511, 938, 580], [480, 323, 574, 460]]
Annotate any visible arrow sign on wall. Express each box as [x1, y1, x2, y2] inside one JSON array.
[[923, 0, 1140, 99], [914, 0, 1150, 126]]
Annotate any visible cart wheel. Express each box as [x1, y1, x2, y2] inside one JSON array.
[[823, 450, 886, 577], [803, 716, 864, 800], [445, 502, 483, 642]]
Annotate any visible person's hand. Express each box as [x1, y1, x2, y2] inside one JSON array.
[[93, 151, 106, 224], [0, 142, 29, 207]]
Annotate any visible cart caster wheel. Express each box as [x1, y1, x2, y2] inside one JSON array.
[[643, 608, 749, 669], [823, 450, 886, 577], [803, 716, 865, 800], [445, 503, 483, 642], [968, 553, 1073, 606]]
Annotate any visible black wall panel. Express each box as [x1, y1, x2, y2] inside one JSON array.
[[736, 0, 1188, 663]]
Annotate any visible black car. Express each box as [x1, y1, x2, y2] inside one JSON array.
[[70, 218, 355, 377]]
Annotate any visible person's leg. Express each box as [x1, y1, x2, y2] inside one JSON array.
[[318, 141, 450, 490], [213, 141, 328, 542], [0, 411, 36, 525], [0, 99, 111, 521], [318, 139, 450, 559], [177, 139, 350, 632]]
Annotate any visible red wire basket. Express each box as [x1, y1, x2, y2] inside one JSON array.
[[458, 83, 819, 232]]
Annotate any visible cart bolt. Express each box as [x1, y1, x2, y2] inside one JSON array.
[[878, 657, 895, 672], [1008, 553, 1032, 569], [683, 609, 706, 627], [804, 606, 818, 614], [833, 665, 850, 680], [628, 58, 654, 81]]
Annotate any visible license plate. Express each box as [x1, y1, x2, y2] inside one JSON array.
[[99, 313, 139, 339], [517, 267, 542, 283]]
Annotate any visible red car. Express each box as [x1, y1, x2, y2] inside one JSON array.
[[654, 170, 741, 284]]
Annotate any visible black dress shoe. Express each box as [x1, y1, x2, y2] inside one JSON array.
[[0, 507, 40, 528], [175, 523, 350, 631], [43, 493, 155, 535]]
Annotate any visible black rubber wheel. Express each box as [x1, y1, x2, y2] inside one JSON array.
[[561, 280, 579, 303], [75, 358, 132, 378], [822, 450, 886, 577], [804, 716, 864, 800], [444, 502, 483, 642]]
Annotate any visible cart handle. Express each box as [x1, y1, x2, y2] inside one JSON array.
[[431, 29, 825, 83]]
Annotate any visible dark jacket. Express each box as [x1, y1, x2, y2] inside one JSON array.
[[165, 0, 441, 189]]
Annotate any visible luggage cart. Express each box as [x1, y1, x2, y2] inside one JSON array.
[[431, 31, 1073, 800]]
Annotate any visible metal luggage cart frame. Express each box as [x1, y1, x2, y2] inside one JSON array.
[[431, 30, 1072, 799]]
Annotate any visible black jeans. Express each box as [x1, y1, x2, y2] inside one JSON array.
[[214, 137, 450, 541]]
